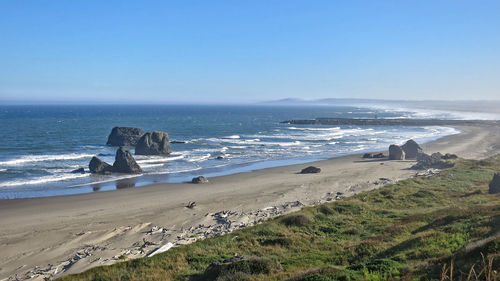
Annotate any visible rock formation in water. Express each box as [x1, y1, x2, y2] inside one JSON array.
[[89, 147, 142, 174], [89, 156, 113, 174], [106, 127, 145, 146], [71, 167, 85, 174], [113, 147, 143, 173], [135, 131, 171, 156]]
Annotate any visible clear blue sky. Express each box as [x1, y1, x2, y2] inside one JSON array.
[[1, 1, 499, 104]]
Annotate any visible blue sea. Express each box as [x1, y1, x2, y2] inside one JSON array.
[[0, 104, 462, 199]]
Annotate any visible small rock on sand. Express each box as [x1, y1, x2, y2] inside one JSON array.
[[192, 176, 209, 184], [363, 153, 385, 159], [186, 201, 196, 208], [300, 166, 321, 174]]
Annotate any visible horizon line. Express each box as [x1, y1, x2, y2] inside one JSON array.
[[2, 97, 500, 106]]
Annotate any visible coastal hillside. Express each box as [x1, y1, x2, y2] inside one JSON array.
[[60, 157, 500, 281]]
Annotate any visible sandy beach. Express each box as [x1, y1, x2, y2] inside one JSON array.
[[1, 123, 499, 281]]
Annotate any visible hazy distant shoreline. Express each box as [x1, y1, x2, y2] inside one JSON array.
[[282, 117, 500, 126]]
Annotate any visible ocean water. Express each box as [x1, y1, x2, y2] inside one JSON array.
[[0, 105, 460, 199]]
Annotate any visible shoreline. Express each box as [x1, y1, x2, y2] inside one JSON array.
[[1, 123, 499, 280], [0, 125, 461, 200]]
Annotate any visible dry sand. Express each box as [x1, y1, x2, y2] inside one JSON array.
[[1, 124, 499, 280]]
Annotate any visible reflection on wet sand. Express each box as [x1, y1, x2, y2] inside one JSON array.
[[92, 183, 103, 192], [116, 178, 137, 189]]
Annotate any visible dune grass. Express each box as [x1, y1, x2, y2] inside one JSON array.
[[59, 157, 500, 281]]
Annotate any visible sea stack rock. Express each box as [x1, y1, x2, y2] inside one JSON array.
[[300, 166, 321, 174], [401, 139, 422, 159], [113, 147, 143, 173], [89, 156, 113, 174], [135, 131, 171, 156], [106, 127, 145, 146], [489, 173, 500, 194], [389, 145, 405, 160], [192, 176, 209, 184]]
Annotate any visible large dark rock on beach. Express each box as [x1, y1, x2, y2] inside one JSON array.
[[411, 152, 454, 170], [442, 153, 458, 160], [412, 152, 437, 169], [89, 156, 113, 174], [113, 147, 143, 174], [489, 173, 500, 194], [300, 166, 321, 174], [401, 139, 422, 159], [135, 131, 171, 156], [389, 145, 405, 160], [363, 153, 385, 159], [106, 127, 145, 146]]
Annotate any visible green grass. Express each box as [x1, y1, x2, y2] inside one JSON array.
[[59, 157, 500, 281]]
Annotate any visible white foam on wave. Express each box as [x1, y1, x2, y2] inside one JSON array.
[[135, 155, 184, 164], [248, 127, 383, 142], [277, 141, 301, 147], [0, 173, 89, 187], [401, 126, 461, 144], [186, 153, 211, 163], [287, 127, 341, 131], [149, 162, 231, 175], [367, 103, 500, 120], [223, 135, 240, 139], [204, 137, 261, 146], [153, 167, 203, 175], [140, 163, 166, 169], [0, 153, 94, 166]]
